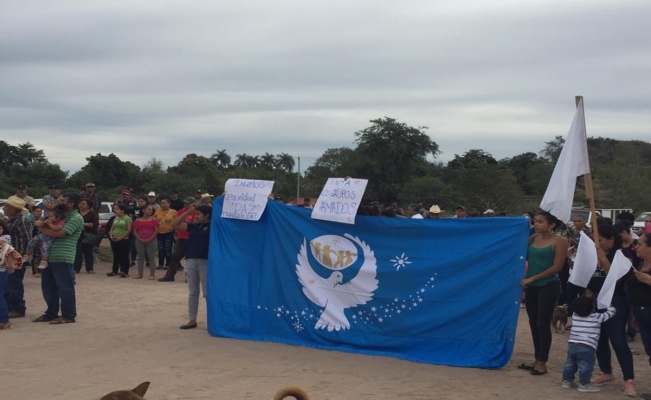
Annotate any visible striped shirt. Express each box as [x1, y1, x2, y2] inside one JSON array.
[[48, 211, 84, 264], [569, 307, 616, 349]]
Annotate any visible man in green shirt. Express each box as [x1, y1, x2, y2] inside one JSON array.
[[32, 193, 84, 324]]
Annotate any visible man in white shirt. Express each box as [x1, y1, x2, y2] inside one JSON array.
[[407, 204, 423, 219]]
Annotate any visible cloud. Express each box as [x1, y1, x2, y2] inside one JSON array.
[[1, 0, 649, 172]]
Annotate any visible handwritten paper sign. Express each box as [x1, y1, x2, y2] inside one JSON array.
[[222, 179, 275, 221], [311, 177, 368, 224]]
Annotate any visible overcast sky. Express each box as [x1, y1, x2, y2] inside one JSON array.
[[1, 0, 649, 174]]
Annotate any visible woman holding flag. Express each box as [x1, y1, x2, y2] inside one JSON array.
[[587, 224, 636, 396]]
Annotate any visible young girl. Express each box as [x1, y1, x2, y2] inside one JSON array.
[[23, 205, 66, 270]]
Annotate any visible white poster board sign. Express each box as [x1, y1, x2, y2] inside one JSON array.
[[597, 250, 632, 310], [221, 179, 275, 221], [311, 177, 368, 224]]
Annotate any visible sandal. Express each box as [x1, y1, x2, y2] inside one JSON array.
[[0, 322, 13, 330], [530, 369, 548, 376], [133, 274, 142, 279], [32, 315, 53, 323], [49, 317, 75, 324], [106, 272, 117, 277], [180, 322, 197, 330], [517, 363, 535, 371], [148, 275, 156, 280]]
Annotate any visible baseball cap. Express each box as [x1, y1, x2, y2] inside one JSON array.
[[85, 182, 96, 188], [17, 184, 27, 190], [483, 209, 495, 215], [121, 189, 131, 195], [169, 189, 179, 194], [49, 184, 61, 189], [183, 196, 195, 203], [196, 189, 203, 194]]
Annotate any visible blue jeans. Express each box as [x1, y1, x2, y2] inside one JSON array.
[[633, 306, 651, 367], [595, 294, 634, 380], [0, 271, 8, 323], [563, 343, 596, 385], [40, 262, 77, 321], [4, 262, 26, 313]]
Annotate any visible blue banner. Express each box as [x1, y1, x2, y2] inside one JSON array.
[[207, 198, 528, 368]]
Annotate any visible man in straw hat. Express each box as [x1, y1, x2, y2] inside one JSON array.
[[2, 196, 32, 318]]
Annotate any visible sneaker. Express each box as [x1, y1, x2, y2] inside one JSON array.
[[37, 261, 49, 270], [578, 383, 600, 393], [561, 380, 574, 389], [591, 373, 615, 386], [622, 379, 637, 397], [130, 261, 136, 267], [133, 274, 142, 279], [23, 255, 33, 263]]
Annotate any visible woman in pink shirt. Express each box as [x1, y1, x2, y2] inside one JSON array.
[[132, 205, 160, 280]]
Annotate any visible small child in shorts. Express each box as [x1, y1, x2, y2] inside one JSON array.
[[561, 296, 616, 393], [23, 205, 66, 270]]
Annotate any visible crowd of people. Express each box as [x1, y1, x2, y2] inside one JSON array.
[[520, 210, 651, 398], [0, 184, 215, 331], [3, 183, 651, 398]]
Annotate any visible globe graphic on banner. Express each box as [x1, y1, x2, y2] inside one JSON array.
[[309, 235, 358, 270]]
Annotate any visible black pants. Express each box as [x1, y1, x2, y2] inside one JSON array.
[[110, 239, 130, 275], [557, 260, 570, 305], [161, 239, 187, 280], [566, 282, 585, 315], [525, 280, 560, 362], [157, 232, 174, 267], [74, 238, 95, 272]]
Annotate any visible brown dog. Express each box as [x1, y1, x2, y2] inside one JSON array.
[[100, 383, 309, 400], [101, 382, 150, 400], [551, 304, 568, 334]]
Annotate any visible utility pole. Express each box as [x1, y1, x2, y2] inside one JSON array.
[[296, 157, 301, 201]]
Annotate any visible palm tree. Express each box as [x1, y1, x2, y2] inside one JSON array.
[[276, 152, 295, 173], [234, 153, 249, 168], [247, 155, 261, 169], [210, 149, 231, 171], [260, 152, 277, 170]]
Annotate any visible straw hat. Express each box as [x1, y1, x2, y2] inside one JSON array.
[[429, 205, 441, 214], [201, 193, 214, 199], [5, 196, 28, 212]]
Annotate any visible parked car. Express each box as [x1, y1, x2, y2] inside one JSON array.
[[633, 212, 651, 234], [98, 202, 115, 237]]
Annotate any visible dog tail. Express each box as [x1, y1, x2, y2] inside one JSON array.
[[274, 385, 310, 400]]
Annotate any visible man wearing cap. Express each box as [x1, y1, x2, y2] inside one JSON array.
[[168, 189, 185, 211], [194, 190, 203, 206], [301, 197, 312, 209], [454, 206, 468, 218], [115, 189, 137, 218], [147, 192, 160, 211], [32, 193, 83, 324], [42, 184, 62, 219], [2, 196, 32, 318], [428, 205, 442, 219], [159, 197, 196, 282], [79, 183, 102, 213], [15, 184, 36, 212]]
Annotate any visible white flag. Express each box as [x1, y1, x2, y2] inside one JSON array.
[[568, 231, 597, 288], [597, 250, 632, 310], [540, 99, 590, 222]]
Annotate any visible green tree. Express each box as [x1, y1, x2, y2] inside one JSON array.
[[67, 153, 142, 193], [353, 117, 440, 203]]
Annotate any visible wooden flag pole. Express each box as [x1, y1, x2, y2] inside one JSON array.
[[575, 95, 600, 243]]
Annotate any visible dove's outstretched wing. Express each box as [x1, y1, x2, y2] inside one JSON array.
[[296, 238, 328, 307], [327, 234, 379, 309]]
